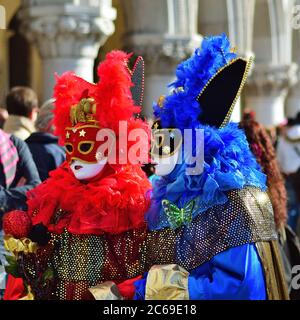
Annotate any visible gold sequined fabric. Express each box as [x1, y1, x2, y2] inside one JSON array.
[[51, 229, 147, 284], [255, 240, 289, 300], [143, 187, 277, 271], [18, 186, 277, 300]]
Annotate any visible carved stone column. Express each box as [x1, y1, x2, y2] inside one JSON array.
[[227, 0, 255, 57], [198, 0, 256, 123], [226, 0, 256, 122], [0, 5, 5, 30], [286, 0, 300, 118], [245, 0, 297, 126], [121, 0, 201, 118], [286, 71, 300, 119], [18, 0, 116, 100], [245, 64, 297, 126]]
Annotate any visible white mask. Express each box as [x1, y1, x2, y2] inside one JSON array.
[[152, 150, 180, 176], [70, 158, 107, 180]]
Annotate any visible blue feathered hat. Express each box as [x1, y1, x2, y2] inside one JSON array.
[[153, 33, 252, 130]]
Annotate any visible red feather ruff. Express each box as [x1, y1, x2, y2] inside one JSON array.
[[26, 163, 151, 235]]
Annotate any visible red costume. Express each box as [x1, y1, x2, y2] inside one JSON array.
[[3, 51, 151, 300]]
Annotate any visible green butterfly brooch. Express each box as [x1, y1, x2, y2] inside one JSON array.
[[162, 199, 195, 229]]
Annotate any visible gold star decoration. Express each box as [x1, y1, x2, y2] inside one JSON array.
[[66, 131, 70, 139], [162, 145, 171, 154], [157, 95, 165, 108], [153, 122, 159, 130], [79, 129, 86, 137]]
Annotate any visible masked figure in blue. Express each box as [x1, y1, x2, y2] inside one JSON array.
[[134, 34, 288, 300]]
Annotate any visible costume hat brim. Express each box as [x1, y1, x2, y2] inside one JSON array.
[[197, 57, 253, 128], [130, 56, 145, 107]]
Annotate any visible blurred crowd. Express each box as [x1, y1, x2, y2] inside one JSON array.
[[0, 87, 65, 297], [240, 110, 300, 299], [0, 86, 300, 299]]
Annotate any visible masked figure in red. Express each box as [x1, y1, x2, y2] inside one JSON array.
[[3, 51, 152, 300]]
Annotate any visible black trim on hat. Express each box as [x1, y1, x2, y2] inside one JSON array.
[[130, 56, 145, 107], [197, 57, 253, 128]]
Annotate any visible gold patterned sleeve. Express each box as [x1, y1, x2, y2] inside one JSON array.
[[4, 235, 38, 256], [145, 264, 189, 300], [87, 281, 123, 300]]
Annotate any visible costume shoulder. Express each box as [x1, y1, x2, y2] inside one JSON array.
[[143, 186, 277, 271]]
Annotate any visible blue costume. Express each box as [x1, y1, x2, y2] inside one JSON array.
[[134, 34, 288, 300]]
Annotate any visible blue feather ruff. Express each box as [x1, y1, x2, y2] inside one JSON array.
[[146, 123, 267, 230]]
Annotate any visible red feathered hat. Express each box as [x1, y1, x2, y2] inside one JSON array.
[[52, 51, 148, 165]]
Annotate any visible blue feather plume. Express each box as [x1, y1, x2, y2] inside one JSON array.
[[154, 33, 237, 130]]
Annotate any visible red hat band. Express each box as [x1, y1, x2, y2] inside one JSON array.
[[64, 98, 112, 164], [53, 51, 149, 165]]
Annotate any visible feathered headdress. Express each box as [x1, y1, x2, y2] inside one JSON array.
[[154, 33, 252, 130], [52, 50, 149, 166], [53, 50, 146, 144]]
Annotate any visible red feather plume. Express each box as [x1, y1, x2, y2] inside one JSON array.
[[52, 50, 144, 145], [53, 72, 95, 143]]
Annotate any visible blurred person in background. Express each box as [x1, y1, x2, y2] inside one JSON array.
[[0, 128, 40, 298], [0, 108, 8, 129], [4, 87, 38, 140], [26, 99, 65, 181], [240, 110, 287, 231], [276, 112, 300, 235], [240, 110, 300, 300], [266, 126, 280, 149]]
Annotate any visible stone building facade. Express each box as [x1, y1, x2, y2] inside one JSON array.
[[0, 0, 300, 126]]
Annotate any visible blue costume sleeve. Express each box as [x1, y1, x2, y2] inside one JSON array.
[[134, 274, 147, 300], [188, 243, 266, 300], [134, 243, 266, 300]]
